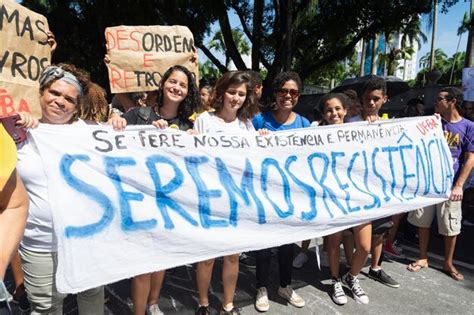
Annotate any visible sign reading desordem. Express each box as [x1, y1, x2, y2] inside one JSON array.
[[105, 25, 198, 93]]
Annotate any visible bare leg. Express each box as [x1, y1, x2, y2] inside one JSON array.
[[132, 273, 151, 315], [10, 252, 24, 288], [350, 222, 371, 276], [222, 254, 240, 308], [300, 240, 311, 252], [327, 232, 343, 278], [387, 214, 404, 244], [342, 232, 354, 267], [147, 271, 165, 306], [416, 227, 430, 264], [196, 259, 215, 306], [370, 234, 384, 269], [443, 235, 463, 279]]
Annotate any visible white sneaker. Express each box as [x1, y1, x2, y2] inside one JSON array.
[[292, 252, 309, 268], [146, 303, 164, 315], [255, 287, 270, 312], [330, 279, 348, 305], [278, 286, 305, 308], [342, 272, 369, 305]]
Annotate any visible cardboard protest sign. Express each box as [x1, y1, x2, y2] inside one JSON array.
[[105, 25, 198, 93], [0, 0, 51, 118], [29, 116, 451, 293]]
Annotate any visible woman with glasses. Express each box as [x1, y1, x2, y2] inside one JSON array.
[[251, 71, 309, 312]]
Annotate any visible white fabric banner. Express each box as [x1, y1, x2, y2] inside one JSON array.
[[30, 116, 452, 293]]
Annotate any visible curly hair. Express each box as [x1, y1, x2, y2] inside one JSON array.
[[77, 82, 109, 122], [263, 71, 302, 112], [210, 71, 258, 122], [318, 93, 350, 125], [156, 65, 200, 123]]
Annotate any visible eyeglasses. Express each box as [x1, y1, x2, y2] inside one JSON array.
[[276, 88, 300, 98], [437, 96, 450, 102]]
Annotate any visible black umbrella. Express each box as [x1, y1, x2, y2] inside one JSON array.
[[331, 75, 410, 98]]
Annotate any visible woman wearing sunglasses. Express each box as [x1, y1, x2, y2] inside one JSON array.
[[252, 71, 309, 312]]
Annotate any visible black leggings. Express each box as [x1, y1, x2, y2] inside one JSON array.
[[255, 243, 294, 288]]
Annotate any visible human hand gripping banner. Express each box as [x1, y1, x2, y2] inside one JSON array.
[[29, 116, 452, 293]]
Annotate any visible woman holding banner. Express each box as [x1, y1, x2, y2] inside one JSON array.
[[251, 71, 308, 312], [193, 71, 259, 315], [109, 64, 199, 315], [109, 65, 199, 131], [15, 64, 105, 314], [317, 93, 371, 306]]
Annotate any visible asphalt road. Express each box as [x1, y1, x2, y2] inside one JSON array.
[[4, 222, 474, 314]]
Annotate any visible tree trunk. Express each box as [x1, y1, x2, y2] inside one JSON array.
[[465, 0, 474, 67], [430, 0, 438, 70], [252, 0, 264, 71], [359, 38, 366, 76], [216, 2, 247, 69], [371, 34, 379, 75], [403, 58, 407, 80], [283, 0, 294, 71]]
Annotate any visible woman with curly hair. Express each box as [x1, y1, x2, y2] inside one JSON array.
[[109, 65, 200, 314], [109, 65, 199, 131], [15, 63, 105, 314], [252, 71, 309, 312]]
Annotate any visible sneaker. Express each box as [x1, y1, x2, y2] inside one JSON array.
[[146, 303, 163, 315], [220, 306, 241, 315], [342, 272, 369, 304], [240, 253, 256, 268], [195, 305, 211, 315], [368, 268, 400, 288], [277, 286, 305, 308], [330, 279, 348, 305], [12, 284, 30, 312], [255, 287, 270, 312], [292, 252, 309, 268], [384, 241, 404, 259]]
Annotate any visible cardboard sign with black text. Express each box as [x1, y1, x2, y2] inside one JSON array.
[[0, 0, 51, 117], [105, 25, 199, 93]]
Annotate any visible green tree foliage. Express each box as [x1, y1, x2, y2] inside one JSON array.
[[414, 49, 466, 86], [20, 0, 433, 95]]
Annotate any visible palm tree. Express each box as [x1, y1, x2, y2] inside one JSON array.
[[209, 29, 250, 68], [450, 12, 470, 84], [447, 52, 466, 85], [429, 0, 438, 70], [465, 0, 474, 67], [399, 15, 427, 79], [419, 49, 448, 71]]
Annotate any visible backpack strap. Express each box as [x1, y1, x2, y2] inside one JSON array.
[[136, 106, 154, 124]]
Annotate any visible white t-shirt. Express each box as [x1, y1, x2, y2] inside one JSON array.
[[17, 120, 86, 252], [194, 111, 255, 134]]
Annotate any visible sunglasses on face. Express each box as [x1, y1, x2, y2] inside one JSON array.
[[437, 96, 450, 102], [276, 88, 300, 98]]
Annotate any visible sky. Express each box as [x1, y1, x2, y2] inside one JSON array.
[[199, 2, 472, 74], [417, 0, 470, 71]]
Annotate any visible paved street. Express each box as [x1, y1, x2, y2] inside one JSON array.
[[5, 223, 474, 314]]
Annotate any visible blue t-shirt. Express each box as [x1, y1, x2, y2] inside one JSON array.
[[252, 111, 310, 131]]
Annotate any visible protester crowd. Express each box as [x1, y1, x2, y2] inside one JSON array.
[[0, 39, 473, 315]]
